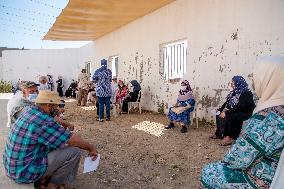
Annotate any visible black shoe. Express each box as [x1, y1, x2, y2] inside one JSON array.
[[180, 126, 188, 133], [165, 124, 175, 129], [106, 118, 110, 121]]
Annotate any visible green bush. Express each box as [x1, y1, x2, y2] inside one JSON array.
[[157, 101, 165, 115], [0, 80, 13, 93]]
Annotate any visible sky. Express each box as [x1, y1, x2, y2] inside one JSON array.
[[0, 0, 90, 49]]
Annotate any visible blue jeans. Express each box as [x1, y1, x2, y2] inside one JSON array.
[[98, 96, 111, 119]]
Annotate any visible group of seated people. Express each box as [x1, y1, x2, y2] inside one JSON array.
[[5, 82, 98, 189], [3, 56, 284, 189], [65, 79, 78, 98], [201, 56, 284, 189], [95, 78, 142, 119], [164, 75, 255, 136]]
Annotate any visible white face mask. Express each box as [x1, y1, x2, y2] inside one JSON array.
[[181, 86, 187, 91]]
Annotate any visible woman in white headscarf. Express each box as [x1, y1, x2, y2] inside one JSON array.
[[201, 56, 284, 189]]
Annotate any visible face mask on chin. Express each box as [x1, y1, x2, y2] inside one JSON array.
[[28, 93, 38, 102]]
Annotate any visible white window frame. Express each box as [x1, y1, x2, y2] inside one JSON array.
[[160, 39, 187, 82], [85, 61, 91, 75], [109, 55, 118, 78]]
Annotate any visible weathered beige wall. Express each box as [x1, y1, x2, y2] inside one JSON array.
[[91, 0, 284, 119]]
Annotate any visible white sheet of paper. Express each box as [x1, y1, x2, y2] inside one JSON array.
[[83, 154, 100, 173]]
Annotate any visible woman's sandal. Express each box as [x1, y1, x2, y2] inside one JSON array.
[[219, 141, 233, 146]]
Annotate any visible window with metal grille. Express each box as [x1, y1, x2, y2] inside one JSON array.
[[109, 55, 118, 78], [161, 40, 187, 82], [85, 61, 91, 74]]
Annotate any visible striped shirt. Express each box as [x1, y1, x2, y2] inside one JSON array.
[[92, 66, 112, 97], [3, 106, 71, 183]]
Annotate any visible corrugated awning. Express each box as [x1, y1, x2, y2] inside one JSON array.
[[43, 0, 175, 41]]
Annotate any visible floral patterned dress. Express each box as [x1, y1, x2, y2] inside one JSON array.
[[116, 86, 128, 104], [201, 106, 284, 189], [168, 98, 195, 125]]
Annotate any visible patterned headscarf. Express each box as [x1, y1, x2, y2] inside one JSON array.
[[178, 80, 194, 101], [227, 76, 249, 108]]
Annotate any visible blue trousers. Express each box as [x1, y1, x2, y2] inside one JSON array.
[[97, 96, 111, 119]]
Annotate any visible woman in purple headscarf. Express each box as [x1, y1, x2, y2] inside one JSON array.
[[165, 80, 195, 133], [212, 76, 255, 145]]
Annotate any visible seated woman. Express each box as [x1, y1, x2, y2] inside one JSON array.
[[211, 76, 255, 145], [201, 56, 284, 189], [65, 79, 78, 98], [121, 80, 141, 113], [116, 80, 128, 104], [165, 80, 195, 133]]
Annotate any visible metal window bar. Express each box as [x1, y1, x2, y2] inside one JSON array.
[[164, 46, 168, 80], [184, 44, 187, 75], [115, 57, 118, 77], [163, 40, 187, 81]]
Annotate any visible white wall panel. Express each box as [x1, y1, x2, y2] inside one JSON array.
[[2, 0, 284, 119]]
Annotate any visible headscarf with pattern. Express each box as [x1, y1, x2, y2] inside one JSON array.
[[178, 80, 194, 101], [226, 75, 249, 109]]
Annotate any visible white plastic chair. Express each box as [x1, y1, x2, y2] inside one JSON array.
[[128, 90, 142, 114], [190, 104, 199, 128], [111, 103, 118, 117]]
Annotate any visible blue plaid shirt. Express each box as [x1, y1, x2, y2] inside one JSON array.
[[3, 106, 71, 183]]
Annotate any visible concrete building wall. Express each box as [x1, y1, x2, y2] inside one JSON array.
[[91, 0, 284, 119], [2, 42, 95, 91], [0, 57, 3, 81], [2, 0, 284, 119]]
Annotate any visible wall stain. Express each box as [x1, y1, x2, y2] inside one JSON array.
[[219, 65, 223, 73], [199, 89, 228, 108], [231, 29, 238, 40], [220, 45, 224, 54], [118, 34, 280, 119], [140, 59, 144, 83]]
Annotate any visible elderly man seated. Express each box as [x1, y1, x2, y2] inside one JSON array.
[[7, 81, 39, 127], [7, 81, 74, 131], [3, 90, 98, 189]]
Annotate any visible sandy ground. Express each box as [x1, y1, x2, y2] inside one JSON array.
[[64, 100, 230, 189]]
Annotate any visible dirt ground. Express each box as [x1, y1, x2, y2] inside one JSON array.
[[65, 100, 230, 189]]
